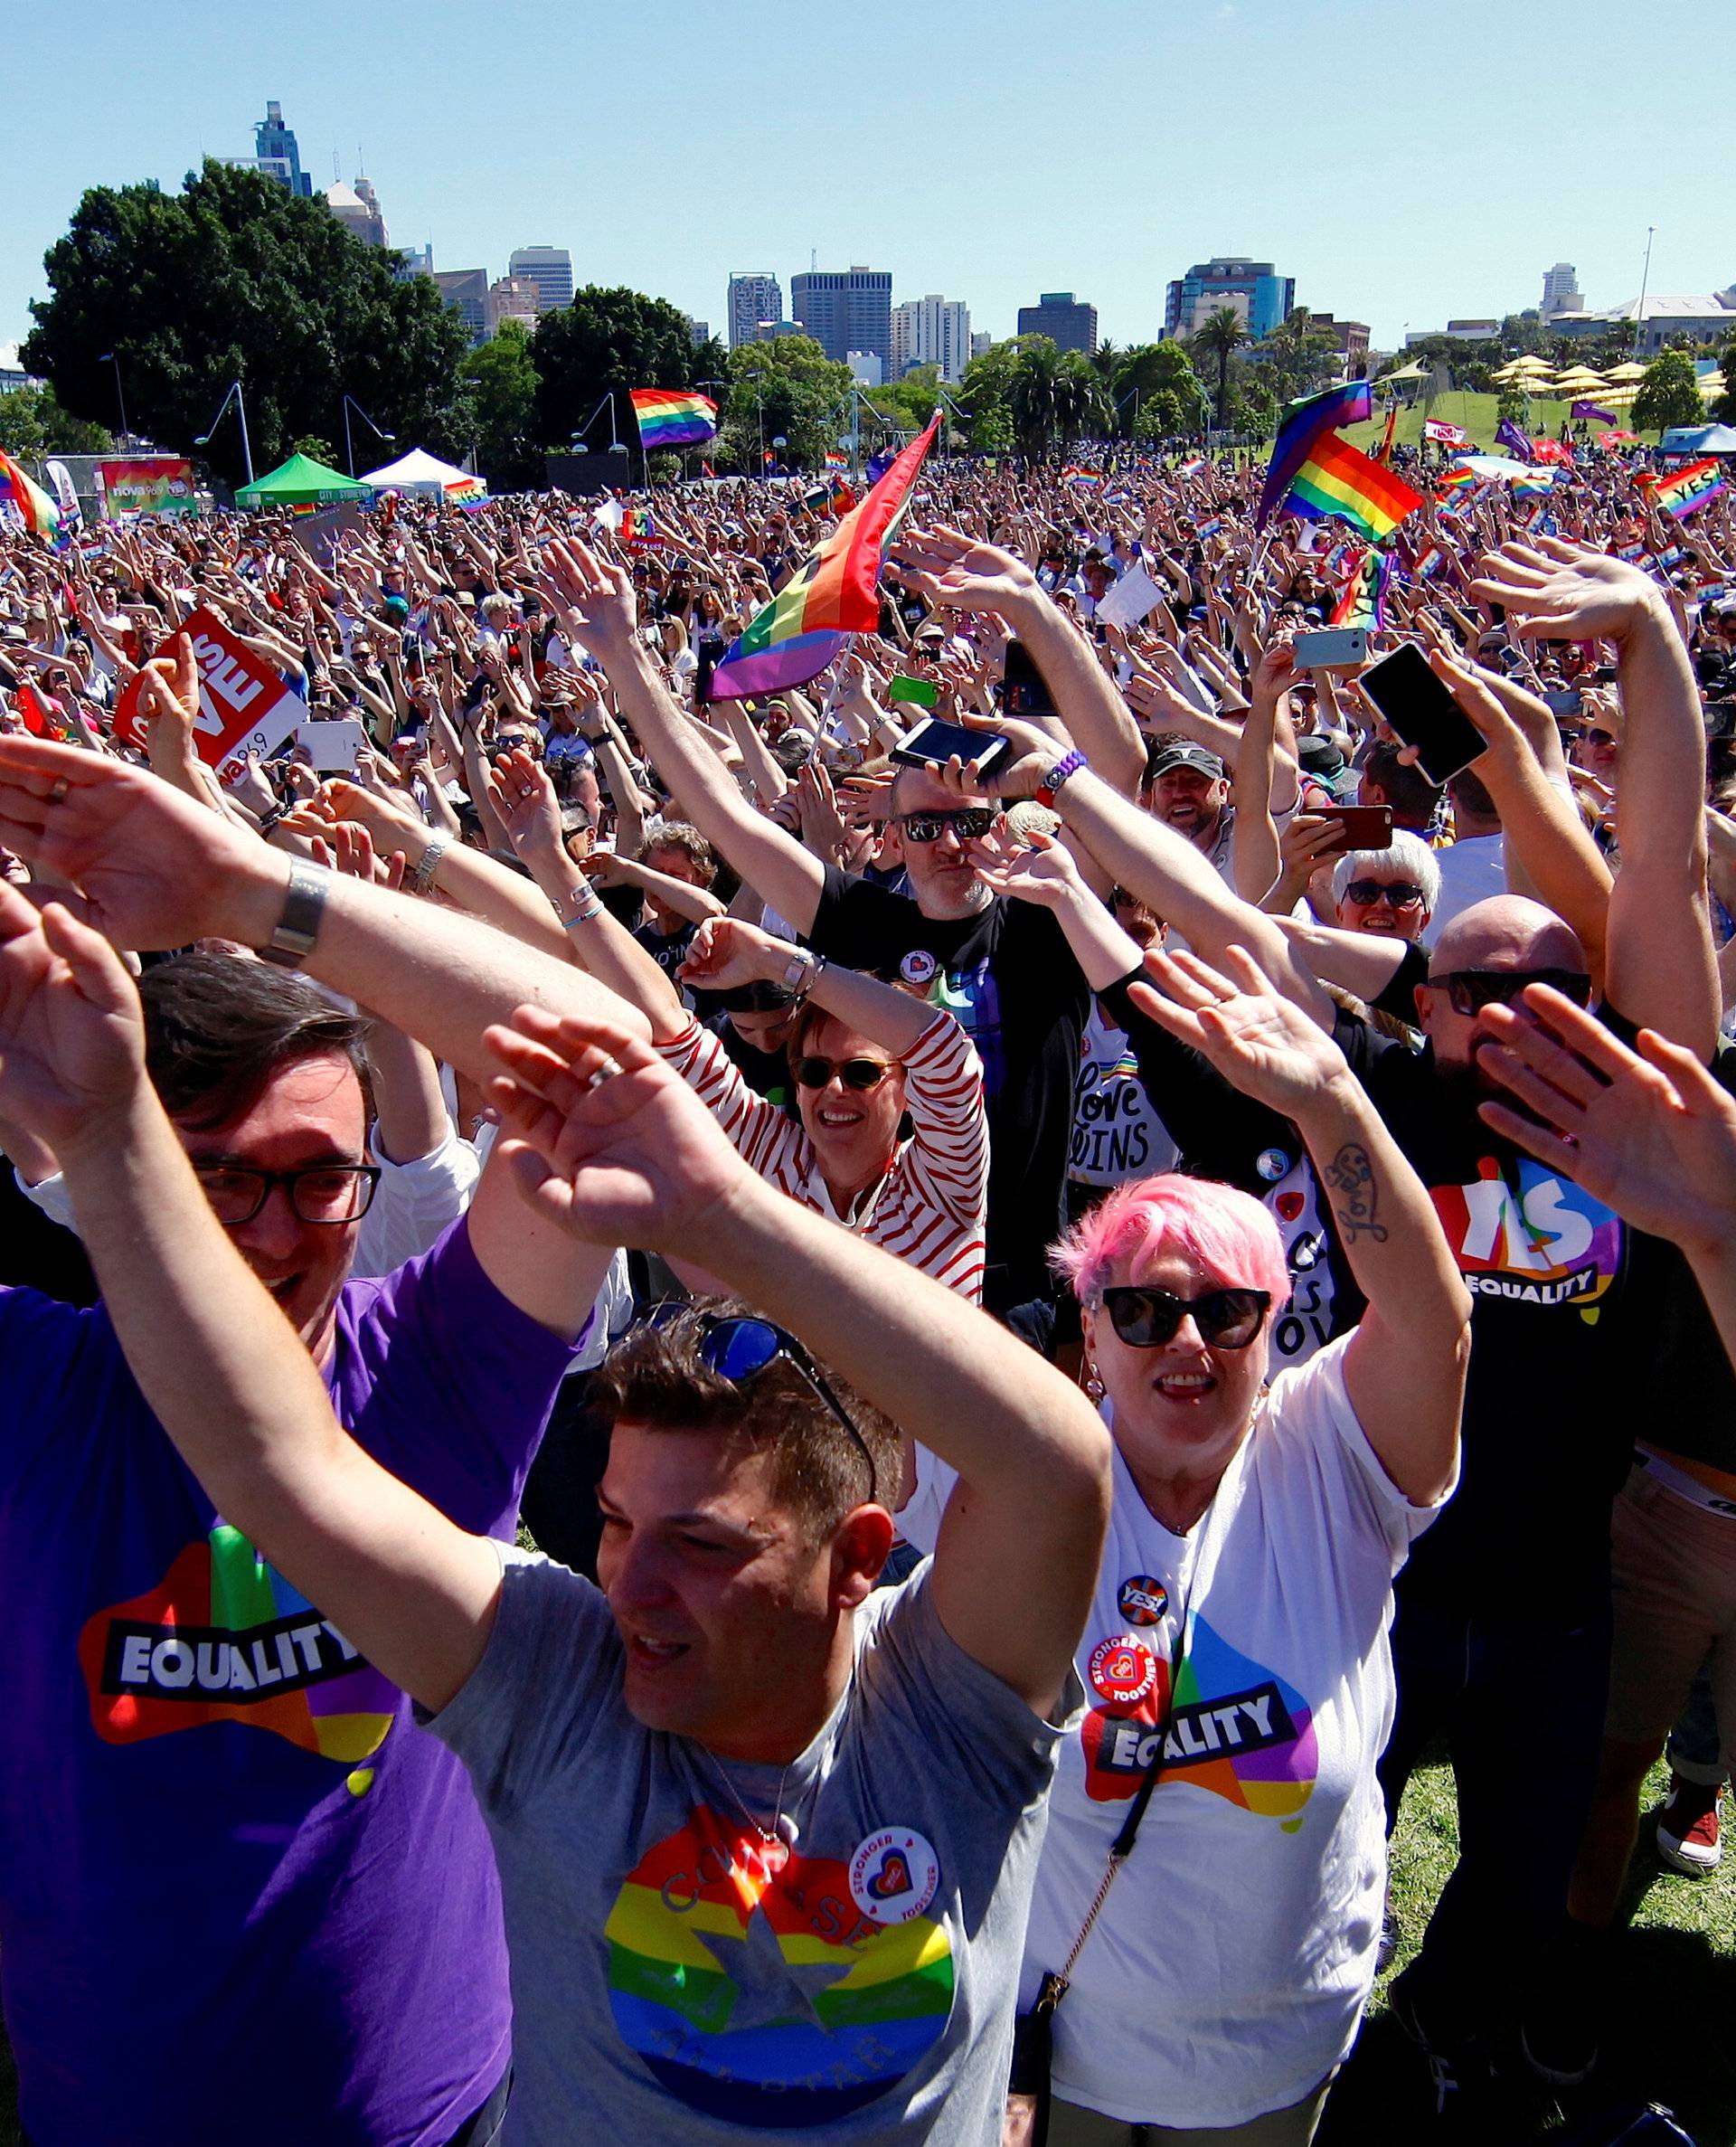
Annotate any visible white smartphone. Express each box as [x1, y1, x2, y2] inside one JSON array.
[[297, 718, 370, 772]]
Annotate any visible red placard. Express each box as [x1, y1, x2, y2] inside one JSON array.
[[112, 608, 301, 771]]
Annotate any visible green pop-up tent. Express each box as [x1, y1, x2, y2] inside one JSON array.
[[234, 453, 374, 510]]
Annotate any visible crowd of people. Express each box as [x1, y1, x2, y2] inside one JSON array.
[[1, 430, 1735, 2147]]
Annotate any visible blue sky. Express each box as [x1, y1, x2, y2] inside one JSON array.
[[5, 0, 1724, 363]]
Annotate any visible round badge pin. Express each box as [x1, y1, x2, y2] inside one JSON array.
[[899, 949, 939, 988], [1257, 1146, 1291, 1183], [1088, 1633, 1158, 1707], [848, 1827, 940, 1925], [1117, 1574, 1169, 1627]]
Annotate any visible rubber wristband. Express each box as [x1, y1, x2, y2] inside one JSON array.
[[1034, 749, 1088, 810], [559, 882, 604, 928]]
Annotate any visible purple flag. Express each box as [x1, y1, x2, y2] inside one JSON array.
[[1495, 420, 1533, 461], [864, 449, 897, 485], [1571, 401, 1618, 426]]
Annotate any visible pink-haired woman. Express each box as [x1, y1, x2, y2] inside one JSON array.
[[1009, 945, 1473, 2147]]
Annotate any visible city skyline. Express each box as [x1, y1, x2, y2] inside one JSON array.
[[1, 0, 1722, 366]]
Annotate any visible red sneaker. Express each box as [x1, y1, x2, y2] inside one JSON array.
[[1656, 1775, 1722, 1874]]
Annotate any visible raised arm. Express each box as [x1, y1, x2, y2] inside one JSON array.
[[489, 1010, 1110, 1717], [1468, 540, 1718, 1055], [538, 542, 826, 934], [1132, 943, 1471, 1504]]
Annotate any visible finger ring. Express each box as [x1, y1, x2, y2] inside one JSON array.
[[585, 1054, 625, 1091], [519, 786, 535, 799], [47, 778, 71, 805]]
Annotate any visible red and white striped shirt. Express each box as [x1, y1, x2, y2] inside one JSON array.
[[659, 1012, 989, 1300]]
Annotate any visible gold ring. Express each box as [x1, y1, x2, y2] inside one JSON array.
[[46, 778, 71, 805]]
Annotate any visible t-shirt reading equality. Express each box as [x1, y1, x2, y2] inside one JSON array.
[[1018, 1339, 1446, 2129], [802, 864, 1089, 1311], [0, 1219, 582, 2147], [425, 1557, 1076, 2145]]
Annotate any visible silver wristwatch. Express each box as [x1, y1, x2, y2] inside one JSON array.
[[259, 867, 329, 969]]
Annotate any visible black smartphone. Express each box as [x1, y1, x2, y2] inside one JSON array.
[[890, 715, 1013, 781], [1315, 805, 1394, 855], [1359, 644, 1486, 787], [1002, 639, 1057, 718]]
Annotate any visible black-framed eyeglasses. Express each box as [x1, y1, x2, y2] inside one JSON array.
[[893, 807, 999, 845], [1344, 879, 1428, 909], [643, 1302, 880, 1505], [794, 1055, 896, 1092], [1427, 968, 1593, 1017], [1099, 1285, 1272, 1351], [193, 1163, 381, 1227]]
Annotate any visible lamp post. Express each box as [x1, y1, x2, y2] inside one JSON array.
[[96, 352, 129, 444], [1636, 225, 1657, 356], [193, 380, 254, 487], [342, 393, 394, 478]]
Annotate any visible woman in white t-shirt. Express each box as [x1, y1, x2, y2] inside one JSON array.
[[1023, 942, 1472, 2147]]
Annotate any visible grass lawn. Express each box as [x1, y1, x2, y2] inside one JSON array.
[[1339, 390, 1656, 457], [2, 1756, 1728, 2144]]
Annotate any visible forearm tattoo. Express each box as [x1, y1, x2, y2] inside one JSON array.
[[1325, 1142, 1388, 1244]]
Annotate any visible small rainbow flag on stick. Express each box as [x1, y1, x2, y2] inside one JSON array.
[[1647, 457, 1727, 520], [708, 413, 941, 701], [1284, 433, 1422, 543], [628, 389, 718, 450], [0, 449, 63, 540]]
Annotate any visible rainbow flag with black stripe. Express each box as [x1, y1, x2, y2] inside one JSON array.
[[709, 413, 941, 700], [1647, 457, 1726, 520], [0, 449, 63, 541], [1283, 433, 1421, 543], [629, 389, 718, 449]]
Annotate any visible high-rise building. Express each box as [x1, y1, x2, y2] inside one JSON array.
[[970, 330, 993, 362], [326, 176, 389, 249], [728, 273, 784, 349], [486, 276, 542, 336], [1015, 292, 1098, 355], [687, 318, 711, 347], [251, 101, 313, 196], [1541, 262, 1583, 318], [791, 268, 893, 364], [509, 247, 574, 311], [890, 296, 972, 382], [1163, 259, 1293, 342], [434, 269, 489, 346], [848, 353, 883, 387]]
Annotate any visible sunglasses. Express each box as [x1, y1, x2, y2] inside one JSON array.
[[794, 1055, 896, 1091], [893, 808, 999, 845], [1428, 967, 1593, 1017], [643, 1302, 879, 1503], [1582, 728, 1617, 748], [1099, 1286, 1272, 1351], [1344, 879, 1427, 909]]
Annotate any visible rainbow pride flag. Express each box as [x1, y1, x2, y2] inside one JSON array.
[[1258, 379, 1373, 527], [1331, 547, 1388, 629], [1176, 455, 1207, 478], [825, 450, 849, 470], [709, 413, 941, 700], [1283, 433, 1421, 543], [1648, 457, 1726, 520], [0, 449, 63, 540], [629, 389, 718, 450]]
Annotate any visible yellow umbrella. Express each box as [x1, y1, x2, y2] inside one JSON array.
[[1553, 369, 1609, 390], [1506, 355, 1555, 374], [1605, 361, 1647, 382], [1701, 372, 1727, 398]]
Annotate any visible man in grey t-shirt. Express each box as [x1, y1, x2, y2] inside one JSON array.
[[0, 780, 1112, 2147]]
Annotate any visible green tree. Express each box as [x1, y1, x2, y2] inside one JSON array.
[[1110, 343, 1206, 440], [1191, 307, 1250, 429], [289, 435, 337, 465], [442, 319, 543, 489], [1005, 339, 1110, 459], [22, 160, 467, 487], [1090, 339, 1121, 381], [1251, 308, 1342, 406], [532, 287, 712, 470], [958, 338, 1026, 453], [717, 336, 854, 473], [1711, 339, 1736, 425], [0, 383, 113, 459], [1632, 349, 1709, 434]]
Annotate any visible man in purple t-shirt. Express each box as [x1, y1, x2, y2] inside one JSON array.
[[0, 938, 625, 2145]]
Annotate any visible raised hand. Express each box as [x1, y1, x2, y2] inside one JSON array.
[[0, 881, 146, 1150], [484, 1007, 746, 1251], [535, 539, 640, 666], [1476, 985, 1736, 1260], [1129, 943, 1353, 1119], [1465, 538, 1664, 645], [966, 825, 1085, 909], [886, 526, 1041, 620], [482, 746, 562, 865], [676, 915, 785, 992]]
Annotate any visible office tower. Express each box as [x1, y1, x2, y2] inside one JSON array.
[[251, 101, 313, 196], [790, 268, 893, 364], [486, 277, 542, 336], [1015, 292, 1099, 355], [728, 273, 784, 349], [1540, 262, 1583, 318], [326, 176, 389, 249], [1163, 259, 1293, 342], [509, 247, 575, 311], [890, 296, 971, 382], [434, 269, 489, 346]]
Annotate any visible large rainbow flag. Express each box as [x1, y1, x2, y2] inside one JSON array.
[[1284, 433, 1422, 543], [0, 449, 63, 540], [1258, 380, 1373, 526], [629, 388, 718, 450], [708, 413, 941, 700], [1648, 457, 1726, 520]]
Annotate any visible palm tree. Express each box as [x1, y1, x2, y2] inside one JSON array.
[[1009, 340, 1063, 458], [1191, 306, 1250, 430], [1090, 339, 1121, 381]]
